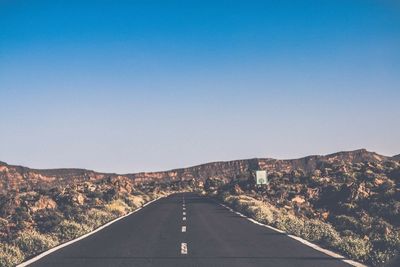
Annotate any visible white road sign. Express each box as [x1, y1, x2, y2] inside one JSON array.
[[256, 170, 267, 185]]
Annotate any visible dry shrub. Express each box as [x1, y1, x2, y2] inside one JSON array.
[[337, 235, 372, 262], [105, 199, 130, 216], [56, 220, 91, 242], [15, 230, 57, 257], [219, 193, 376, 265], [84, 208, 115, 229], [126, 195, 146, 209], [253, 206, 274, 224], [301, 219, 341, 246], [0, 243, 24, 267]]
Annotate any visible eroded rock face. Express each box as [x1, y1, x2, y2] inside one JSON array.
[[0, 149, 394, 194], [0, 162, 114, 193]]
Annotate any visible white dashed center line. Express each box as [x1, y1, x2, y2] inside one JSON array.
[[181, 243, 188, 254], [180, 196, 188, 255]]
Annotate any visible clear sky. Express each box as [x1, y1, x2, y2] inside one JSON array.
[[0, 0, 399, 173]]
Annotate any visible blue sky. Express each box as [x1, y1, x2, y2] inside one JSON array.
[[1, 0, 399, 173]]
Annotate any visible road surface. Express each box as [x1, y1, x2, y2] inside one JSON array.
[[28, 192, 351, 267]]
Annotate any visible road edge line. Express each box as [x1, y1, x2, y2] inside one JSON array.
[[218, 203, 367, 267], [17, 196, 165, 267]]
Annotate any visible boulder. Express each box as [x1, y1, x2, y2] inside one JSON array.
[[30, 196, 57, 212]]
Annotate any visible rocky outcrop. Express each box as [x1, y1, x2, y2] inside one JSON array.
[[0, 149, 396, 193], [30, 196, 57, 212], [0, 162, 117, 193], [131, 149, 391, 183]]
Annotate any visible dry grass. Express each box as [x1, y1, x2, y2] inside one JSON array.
[[56, 220, 92, 242], [105, 199, 131, 216], [0, 243, 24, 267], [126, 195, 147, 209], [219, 193, 374, 263], [14, 230, 58, 258], [2, 191, 176, 266]]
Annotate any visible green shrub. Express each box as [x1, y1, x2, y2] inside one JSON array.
[[0, 217, 9, 237], [337, 235, 372, 262], [370, 250, 396, 266], [331, 215, 363, 234], [13, 207, 32, 231], [301, 219, 341, 247], [56, 220, 91, 241], [86, 190, 103, 199], [61, 205, 86, 221], [34, 209, 63, 233], [15, 230, 57, 257], [369, 231, 400, 266], [0, 243, 24, 267], [103, 188, 117, 202], [274, 213, 304, 237], [84, 209, 114, 229]]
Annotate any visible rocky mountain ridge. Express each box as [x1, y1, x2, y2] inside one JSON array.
[[1, 149, 397, 193]]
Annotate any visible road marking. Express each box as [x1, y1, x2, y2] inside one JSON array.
[[183, 216, 186, 221], [183, 207, 186, 210], [183, 212, 186, 215], [181, 243, 188, 254], [182, 226, 186, 232], [218, 203, 366, 267]]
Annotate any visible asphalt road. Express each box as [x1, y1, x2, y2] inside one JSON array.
[[28, 192, 351, 267]]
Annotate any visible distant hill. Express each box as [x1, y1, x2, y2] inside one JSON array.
[[0, 149, 396, 193], [129, 148, 392, 183], [391, 154, 400, 161]]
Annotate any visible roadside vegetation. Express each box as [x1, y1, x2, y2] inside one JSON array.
[[218, 193, 375, 263], [203, 157, 400, 266], [0, 178, 199, 266]]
